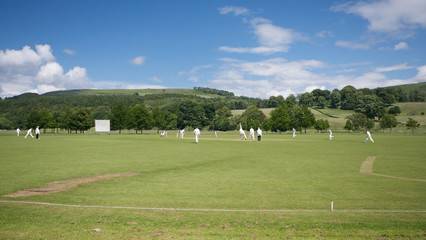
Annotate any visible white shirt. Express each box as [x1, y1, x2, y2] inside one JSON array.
[[193, 128, 200, 136], [257, 128, 262, 136], [36, 127, 40, 134]]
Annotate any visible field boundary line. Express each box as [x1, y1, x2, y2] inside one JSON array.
[[1, 200, 425, 213], [360, 156, 426, 182]]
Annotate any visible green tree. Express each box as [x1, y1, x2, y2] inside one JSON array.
[[347, 112, 368, 130], [211, 106, 233, 131], [379, 113, 397, 132], [179, 101, 206, 129], [297, 92, 314, 106], [344, 119, 353, 131], [340, 85, 357, 110], [317, 96, 327, 109], [0, 116, 13, 129], [128, 104, 152, 134], [366, 118, 375, 130], [269, 103, 291, 132], [151, 106, 166, 133], [38, 109, 56, 132], [329, 89, 341, 108], [355, 95, 385, 119], [110, 103, 128, 134], [388, 106, 401, 115], [300, 105, 316, 133], [285, 94, 296, 104], [74, 107, 93, 133], [240, 105, 266, 130], [314, 119, 329, 132], [406, 118, 419, 133], [163, 112, 178, 130], [25, 110, 41, 129]]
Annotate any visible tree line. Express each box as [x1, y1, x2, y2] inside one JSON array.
[[0, 85, 423, 133]]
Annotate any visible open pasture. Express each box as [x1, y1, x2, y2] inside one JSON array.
[[0, 132, 425, 239]]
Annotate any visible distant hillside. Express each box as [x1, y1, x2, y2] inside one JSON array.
[[385, 82, 426, 92], [37, 88, 224, 99]]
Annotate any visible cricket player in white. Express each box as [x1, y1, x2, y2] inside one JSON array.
[[25, 128, 34, 138], [194, 127, 200, 143], [364, 130, 374, 143], [257, 127, 262, 141], [329, 129, 333, 140], [35, 126, 40, 139], [239, 123, 247, 141], [180, 129, 185, 139], [292, 128, 296, 138], [16, 128, 20, 136], [249, 127, 255, 141]]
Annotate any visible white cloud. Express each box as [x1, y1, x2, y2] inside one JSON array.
[[188, 76, 199, 83], [207, 57, 423, 99], [149, 76, 162, 83], [219, 17, 301, 54], [331, 0, 426, 36], [218, 6, 249, 16], [304, 85, 326, 93], [335, 41, 370, 50], [189, 65, 213, 74], [130, 56, 146, 65], [394, 42, 409, 50], [315, 30, 333, 38], [0, 44, 91, 98], [414, 65, 426, 81], [63, 49, 75, 55], [375, 63, 413, 72], [0, 44, 55, 74]]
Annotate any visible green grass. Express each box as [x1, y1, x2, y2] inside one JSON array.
[[0, 133, 425, 239]]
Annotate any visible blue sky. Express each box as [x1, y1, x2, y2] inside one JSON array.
[[1, 0, 425, 99]]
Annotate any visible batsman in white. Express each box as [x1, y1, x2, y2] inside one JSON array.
[[193, 127, 200, 143], [249, 127, 255, 141], [292, 128, 296, 138], [329, 129, 334, 140], [364, 129, 374, 143]]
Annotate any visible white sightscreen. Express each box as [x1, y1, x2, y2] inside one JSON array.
[[95, 120, 110, 132]]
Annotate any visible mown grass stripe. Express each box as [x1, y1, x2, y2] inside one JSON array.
[[1, 200, 425, 213]]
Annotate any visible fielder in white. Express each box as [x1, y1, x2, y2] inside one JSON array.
[[25, 128, 34, 138], [329, 129, 334, 140], [16, 128, 20, 136], [364, 129, 374, 143], [292, 128, 296, 138], [249, 127, 255, 141], [257, 127, 262, 141], [194, 127, 200, 143], [239, 123, 247, 141]]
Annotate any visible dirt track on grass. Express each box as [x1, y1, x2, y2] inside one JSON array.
[[3, 173, 140, 197], [360, 156, 425, 182]]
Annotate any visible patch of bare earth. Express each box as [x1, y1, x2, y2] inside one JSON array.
[[360, 156, 425, 182], [3, 173, 139, 197]]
